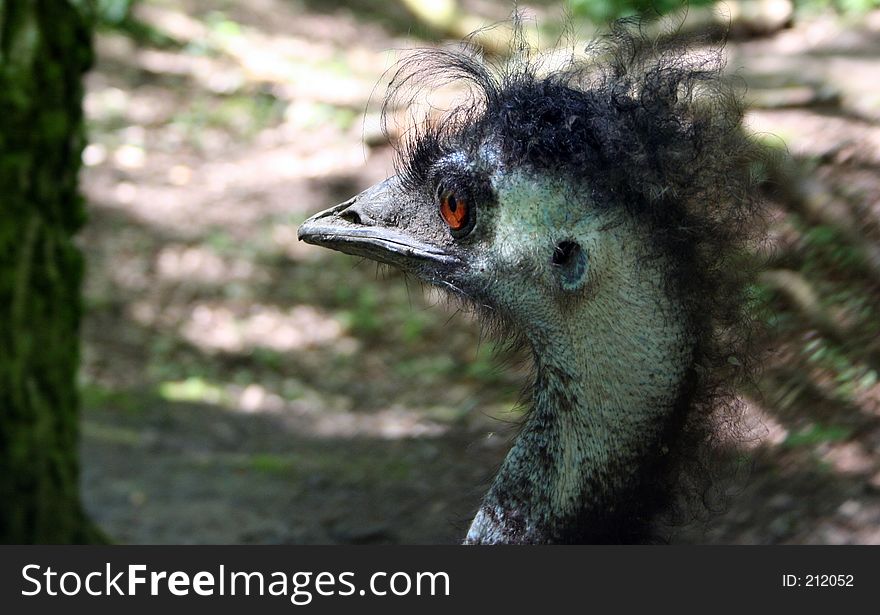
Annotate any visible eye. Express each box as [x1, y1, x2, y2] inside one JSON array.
[[438, 188, 471, 234]]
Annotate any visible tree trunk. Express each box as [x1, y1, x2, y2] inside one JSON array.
[[0, 0, 101, 543]]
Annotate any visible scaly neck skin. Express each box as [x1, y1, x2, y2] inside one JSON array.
[[465, 229, 693, 544]]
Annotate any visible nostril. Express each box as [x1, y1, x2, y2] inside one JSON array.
[[339, 203, 376, 226], [340, 207, 363, 224]]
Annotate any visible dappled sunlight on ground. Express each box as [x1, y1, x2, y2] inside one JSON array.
[[155, 244, 260, 284], [178, 303, 353, 353]]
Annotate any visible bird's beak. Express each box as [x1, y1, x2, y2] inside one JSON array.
[[297, 176, 459, 268]]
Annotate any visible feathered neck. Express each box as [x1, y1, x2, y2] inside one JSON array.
[[465, 232, 694, 544]]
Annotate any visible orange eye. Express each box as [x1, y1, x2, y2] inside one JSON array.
[[439, 190, 469, 231]]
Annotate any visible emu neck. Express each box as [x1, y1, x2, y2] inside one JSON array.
[[466, 247, 693, 544]]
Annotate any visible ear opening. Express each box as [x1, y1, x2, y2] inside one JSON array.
[[552, 240, 589, 292]]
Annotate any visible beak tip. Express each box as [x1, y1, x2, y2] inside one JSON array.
[[297, 219, 316, 243]]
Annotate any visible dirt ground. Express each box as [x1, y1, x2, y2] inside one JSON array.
[[78, 1, 880, 544]]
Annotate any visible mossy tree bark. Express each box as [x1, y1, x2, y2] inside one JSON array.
[[0, 0, 101, 543]]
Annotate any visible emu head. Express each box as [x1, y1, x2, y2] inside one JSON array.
[[299, 24, 758, 355], [298, 23, 764, 542], [297, 153, 611, 337]]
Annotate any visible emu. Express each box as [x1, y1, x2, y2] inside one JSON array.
[[298, 22, 764, 544]]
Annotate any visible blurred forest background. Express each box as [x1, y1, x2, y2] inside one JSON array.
[[4, 0, 880, 543]]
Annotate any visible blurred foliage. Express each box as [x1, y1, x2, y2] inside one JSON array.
[[783, 422, 853, 448], [569, 0, 713, 22], [90, 0, 880, 47], [798, 0, 880, 14], [95, 0, 180, 46], [172, 91, 287, 144], [159, 377, 231, 405], [95, 0, 135, 24], [569, 0, 880, 21]]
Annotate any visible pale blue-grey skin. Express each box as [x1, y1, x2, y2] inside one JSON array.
[[298, 144, 692, 544]]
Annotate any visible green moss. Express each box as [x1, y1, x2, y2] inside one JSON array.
[[0, 0, 101, 543]]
